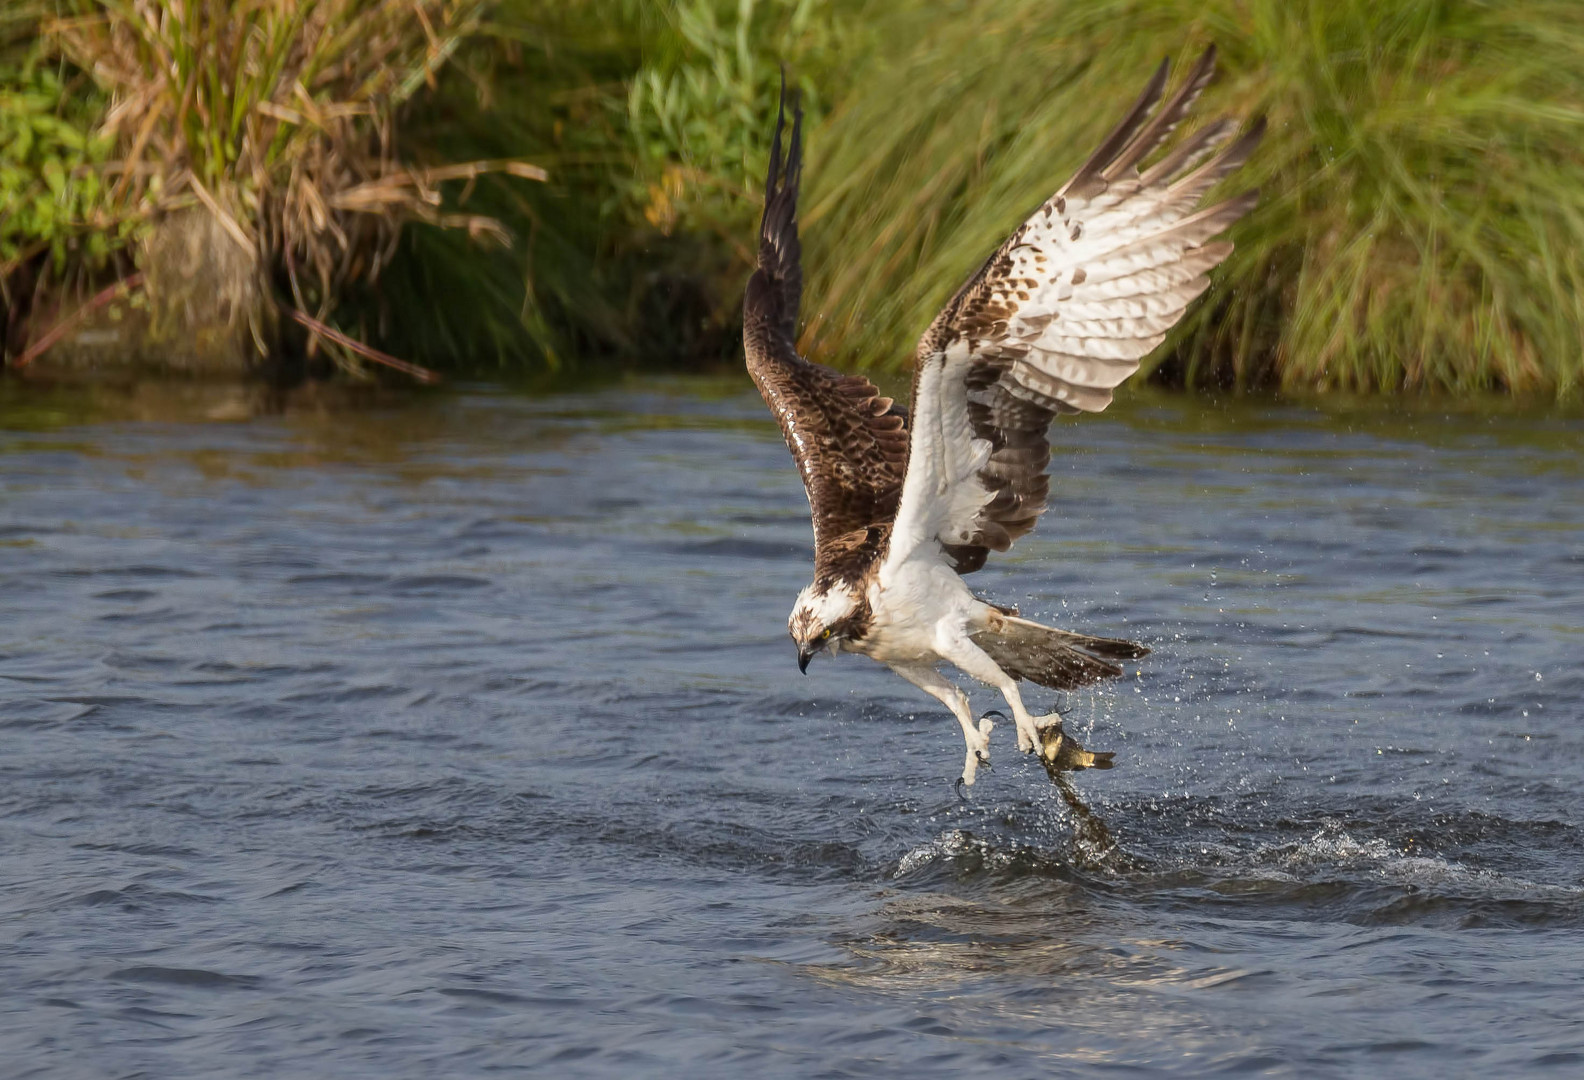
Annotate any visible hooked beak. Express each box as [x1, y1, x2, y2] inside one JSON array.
[[797, 642, 815, 674]]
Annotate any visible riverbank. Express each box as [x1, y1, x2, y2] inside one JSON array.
[[1, 0, 541, 380], [6, 1, 1584, 397]]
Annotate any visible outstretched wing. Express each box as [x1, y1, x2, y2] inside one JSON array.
[[744, 82, 909, 584], [887, 47, 1262, 576]]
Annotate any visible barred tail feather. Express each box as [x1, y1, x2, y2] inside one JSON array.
[[970, 613, 1148, 691]]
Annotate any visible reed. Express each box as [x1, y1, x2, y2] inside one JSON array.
[[428, 0, 1584, 395], [10, 0, 542, 372], [10, 0, 1581, 395], [796, 0, 1584, 396]]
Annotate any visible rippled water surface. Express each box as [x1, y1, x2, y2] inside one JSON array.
[[2, 377, 1582, 1077]]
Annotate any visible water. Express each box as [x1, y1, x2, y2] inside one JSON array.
[[2, 377, 1581, 1078]]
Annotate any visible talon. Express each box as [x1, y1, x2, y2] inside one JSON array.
[[1034, 711, 1065, 732], [954, 776, 968, 800]]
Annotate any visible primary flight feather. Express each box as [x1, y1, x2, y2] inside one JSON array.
[[744, 48, 1262, 787]]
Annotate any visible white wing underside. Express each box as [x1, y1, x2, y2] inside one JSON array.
[[883, 50, 1262, 578]]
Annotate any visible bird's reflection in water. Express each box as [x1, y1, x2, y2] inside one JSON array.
[[1043, 758, 1124, 873], [1017, 712, 1138, 871]]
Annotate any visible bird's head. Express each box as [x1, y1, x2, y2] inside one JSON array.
[[788, 582, 861, 673]]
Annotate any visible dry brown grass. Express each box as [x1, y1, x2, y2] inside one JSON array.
[[42, 0, 544, 373]]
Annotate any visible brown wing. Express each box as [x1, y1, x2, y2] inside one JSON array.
[[744, 82, 909, 585], [890, 47, 1263, 576]]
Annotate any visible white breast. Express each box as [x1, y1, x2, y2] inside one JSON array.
[[855, 549, 978, 665]]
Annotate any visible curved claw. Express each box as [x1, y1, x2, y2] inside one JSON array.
[[976, 750, 993, 773], [954, 776, 969, 801]]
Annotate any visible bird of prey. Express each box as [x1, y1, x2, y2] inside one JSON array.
[[743, 48, 1262, 788]]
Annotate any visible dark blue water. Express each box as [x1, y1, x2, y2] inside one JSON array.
[[2, 378, 1581, 1077]]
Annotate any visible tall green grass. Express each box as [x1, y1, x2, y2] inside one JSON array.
[[398, 0, 1584, 395], [799, 0, 1584, 395], [10, 0, 1580, 394]]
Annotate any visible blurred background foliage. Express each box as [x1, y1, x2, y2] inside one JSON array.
[[373, 0, 865, 370], [3, 0, 537, 374], [6, 0, 1584, 394], [1, 3, 121, 326], [794, 0, 1584, 395], [0, 32, 118, 270]]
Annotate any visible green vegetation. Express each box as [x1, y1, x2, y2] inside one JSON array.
[[0, 19, 116, 272], [372, 0, 862, 369], [5, 0, 1584, 395], [798, 0, 1584, 395], [3, 0, 540, 372], [0, 3, 118, 355]]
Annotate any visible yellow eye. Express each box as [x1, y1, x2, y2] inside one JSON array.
[[822, 629, 832, 639]]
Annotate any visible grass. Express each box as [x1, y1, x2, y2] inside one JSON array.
[[7, 0, 1583, 395], [411, 0, 1584, 395], [5, 0, 542, 372], [796, 0, 1584, 396]]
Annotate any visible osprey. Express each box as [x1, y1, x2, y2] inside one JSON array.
[[744, 49, 1262, 788]]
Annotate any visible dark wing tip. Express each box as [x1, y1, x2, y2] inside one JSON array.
[[747, 69, 807, 352], [762, 72, 804, 235], [1147, 54, 1173, 96], [762, 76, 804, 257], [1062, 55, 1172, 198], [764, 75, 785, 204], [1100, 44, 1223, 184], [764, 69, 802, 206]]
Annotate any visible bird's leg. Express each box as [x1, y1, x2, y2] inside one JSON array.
[[938, 636, 1046, 757], [888, 663, 994, 788]]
